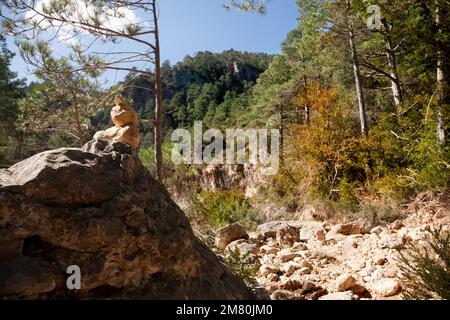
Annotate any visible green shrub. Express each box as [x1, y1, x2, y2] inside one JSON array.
[[186, 189, 260, 229], [399, 227, 450, 300], [223, 248, 260, 286], [336, 179, 360, 213]]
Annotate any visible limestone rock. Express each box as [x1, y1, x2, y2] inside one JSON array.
[[350, 284, 372, 299], [215, 223, 249, 251], [336, 274, 356, 291], [276, 249, 301, 263], [276, 225, 300, 247], [256, 221, 302, 239], [299, 222, 326, 242], [281, 262, 301, 277], [302, 280, 316, 292], [370, 226, 383, 235], [270, 289, 295, 300], [329, 222, 362, 236], [318, 291, 354, 300], [0, 139, 254, 299], [378, 235, 405, 250], [226, 239, 259, 256], [259, 245, 279, 255], [111, 95, 139, 127], [372, 279, 401, 297], [259, 264, 281, 277], [278, 278, 303, 291], [94, 125, 140, 150]]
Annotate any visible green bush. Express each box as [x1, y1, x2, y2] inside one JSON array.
[[186, 189, 260, 229], [223, 248, 260, 286], [399, 227, 450, 300], [336, 179, 360, 213]]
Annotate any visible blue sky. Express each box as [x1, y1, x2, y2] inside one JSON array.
[[9, 0, 299, 84]]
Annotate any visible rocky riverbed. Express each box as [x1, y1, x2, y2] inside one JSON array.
[[214, 191, 450, 300]]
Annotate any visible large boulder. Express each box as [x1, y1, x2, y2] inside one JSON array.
[[215, 223, 249, 251], [0, 140, 255, 299]]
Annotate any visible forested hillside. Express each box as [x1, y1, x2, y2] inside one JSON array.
[[0, 49, 272, 162], [235, 0, 450, 214], [119, 50, 272, 146]]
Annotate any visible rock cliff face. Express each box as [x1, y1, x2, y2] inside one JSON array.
[[0, 140, 254, 299], [199, 164, 264, 198]]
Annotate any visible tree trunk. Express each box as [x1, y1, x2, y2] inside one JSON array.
[[348, 24, 368, 136], [382, 21, 403, 109], [13, 132, 23, 161], [436, 2, 447, 144], [279, 103, 284, 164], [152, 0, 164, 180], [71, 90, 85, 146], [303, 75, 310, 125]]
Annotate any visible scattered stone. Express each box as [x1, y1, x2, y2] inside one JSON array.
[[270, 289, 295, 300], [372, 279, 401, 297], [315, 229, 326, 241], [336, 274, 356, 291], [318, 291, 354, 300], [302, 281, 316, 292], [259, 264, 281, 277], [300, 260, 313, 270], [259, 245, 279, 255], [392, 220, 404, 230], [296, 267, 312, 275], [215, 223, 249, 251], [334, 222, 362, 236], [266, 273, 279, 282], [257, 221, 301, 239], [282, 262, 301, 277], [247, 193, 446, 300], [278, 279, 303, 291], [226, 239, 259, 256], [374, 256, 387, 266], [276, 225, 300, 247], [350, 285, 372, 299], [276, 249, 301, 263], [378, 236, 405, 250], [292, 242, 308, 251], [370, 226, 383, 235], [299, 222, 326, 242]]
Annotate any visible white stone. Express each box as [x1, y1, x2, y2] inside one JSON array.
[[259, 264, 281, 277], [281, 262, 301, 277], [259, 245, 279, 255], [370, 226, 383, 235], [372, 278, 401, 297], [318, 291, 354, 300]]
